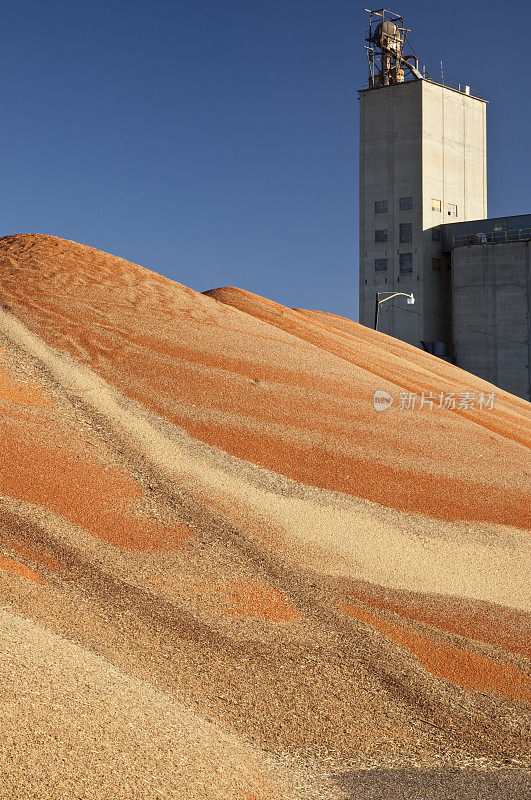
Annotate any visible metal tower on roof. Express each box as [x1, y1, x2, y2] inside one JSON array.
[[364, 9, 423, 88]]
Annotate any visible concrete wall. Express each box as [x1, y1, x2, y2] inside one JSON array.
[[359, 80, 421, 344], [421, 81, 487, 344], [358, 79, 487, 350], [452, 241, 531, 400]]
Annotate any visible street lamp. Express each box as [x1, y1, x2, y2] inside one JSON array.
[[374, 291, 415, 331]]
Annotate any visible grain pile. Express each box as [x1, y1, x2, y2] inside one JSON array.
[[0, 234, 529, 799]]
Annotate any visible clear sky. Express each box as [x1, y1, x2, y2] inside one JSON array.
[[1, 0, 528, 320]]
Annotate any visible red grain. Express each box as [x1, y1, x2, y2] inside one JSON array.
[[0, 554, 47, 585], [339, 601, 531, 703]]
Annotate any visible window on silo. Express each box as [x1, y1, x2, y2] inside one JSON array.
[[432, 258, 441, 270], [375, 229, 388, 242], [399, 223, 412, 243], [447, 203, 457, 217], [399, 253, 413, 273], [375, 200, 388, 214], [375, 258, 388, 271], [399, 196, 413, 210], [432, 199, 441, 212]]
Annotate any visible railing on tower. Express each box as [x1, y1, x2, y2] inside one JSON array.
[[451, 228, 531, 248]]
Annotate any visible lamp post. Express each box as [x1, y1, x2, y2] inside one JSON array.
[[374, 291, 415, 331]]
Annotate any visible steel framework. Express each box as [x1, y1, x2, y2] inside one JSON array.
[[364, 9, 422, 88]]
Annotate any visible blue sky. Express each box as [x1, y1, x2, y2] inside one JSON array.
[[0, 0, 528, 320]]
